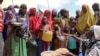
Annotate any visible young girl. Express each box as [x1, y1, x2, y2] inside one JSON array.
[[57, 22, 70, 48], [67, 28, 78, 55], [37, 16, 52, 56]]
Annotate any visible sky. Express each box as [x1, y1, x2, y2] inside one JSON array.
[[1, 0, 100, 17]]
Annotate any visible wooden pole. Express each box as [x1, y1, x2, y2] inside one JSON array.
[[47, 0, 50, 9], [12, 0, 14, 5]]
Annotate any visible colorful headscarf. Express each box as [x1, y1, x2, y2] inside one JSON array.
[[29, 8, 38, 34], [37, 9, 53, 27], [76, 4, 95, 34], [8, 5, 16, 15], [3, 5, 16, 41]]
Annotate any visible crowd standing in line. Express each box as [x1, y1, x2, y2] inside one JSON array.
[[0, 0, 100, 56]]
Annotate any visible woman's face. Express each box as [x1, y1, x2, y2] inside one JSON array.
[[61, 9, 69, 18], [20, 5, 27, 14], [82, 5, 87, 13], [7, 11, 13, 19], [30, 8, 36, 15]]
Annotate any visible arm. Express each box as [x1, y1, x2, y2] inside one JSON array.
[[71, 35, 81, 42]]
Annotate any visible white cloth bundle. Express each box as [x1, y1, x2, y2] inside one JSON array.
[[90, 25, 100, 40]]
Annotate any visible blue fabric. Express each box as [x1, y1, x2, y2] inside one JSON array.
[[2, 12, 8, 41], [37, 39, 43, 56], [78, 52, 84, 56], [22, 21, 28, 29], [67, 36, 77, 49]]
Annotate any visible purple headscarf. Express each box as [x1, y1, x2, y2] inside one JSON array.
[[8, 5, 16, 15]]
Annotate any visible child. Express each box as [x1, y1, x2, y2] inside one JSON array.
[[67, 27, 78, 55], [69, 17, 76, 28], [5, 10, 16, 56], [57, 22, 70, 48], [51, 17, 60, 50], [37, 16, 52, 56]]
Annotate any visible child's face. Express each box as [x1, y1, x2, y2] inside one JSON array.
[[70, 28, 76, 34], [42, 17, 48, 24], [53, 18, 58, 24], [7, 11, 13, 19]]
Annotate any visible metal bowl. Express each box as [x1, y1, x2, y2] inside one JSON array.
[[12, 22, 22, 26]]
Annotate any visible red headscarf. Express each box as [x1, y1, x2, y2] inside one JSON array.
[[34, 9, 53, 35], [38, 9, 53, 26], [29, 8, 39, 34]]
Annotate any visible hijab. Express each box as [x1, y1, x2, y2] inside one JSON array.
[[8, 5, 16, 15], [29, 8, 38, 34], [76, 4, 95, 34], [38, 9, 52, 26], [18, 4, 27, 17]]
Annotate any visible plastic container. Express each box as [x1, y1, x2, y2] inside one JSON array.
[[42, 31, 53, 42]]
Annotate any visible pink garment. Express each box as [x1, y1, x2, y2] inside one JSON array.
[[29, 8, 38, 34]]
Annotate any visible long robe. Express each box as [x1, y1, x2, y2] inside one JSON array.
[[11, 14, 28, 56]]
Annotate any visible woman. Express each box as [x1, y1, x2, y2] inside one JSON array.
[[29, 8, 38, 34], [92, 3, 100, 25], [3, 5, 16, 41], [76, 4, 95, 34], [11, 4, 28, 56], [71, 25, 100, 56], [58, 8, 70, 25], [29, 7, 38, 41]]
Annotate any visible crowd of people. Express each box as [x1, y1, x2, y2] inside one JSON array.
[[0, 0, 100, 56]]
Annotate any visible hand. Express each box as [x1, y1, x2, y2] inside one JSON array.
[[65, 34, 72, 36]]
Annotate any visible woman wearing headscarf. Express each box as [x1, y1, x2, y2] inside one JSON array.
[[7, 5, 16, 15], [11, 4, 28, 56], [72, 25, 100, 56], [3, 5, 16, 41], [29, 8, 38, 36], [76, 4, 95, 34], [59, 8, 70, 25], [92, 3, 100, 25]]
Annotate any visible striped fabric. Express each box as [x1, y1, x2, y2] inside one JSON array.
[[0, 9, 4, 31]]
